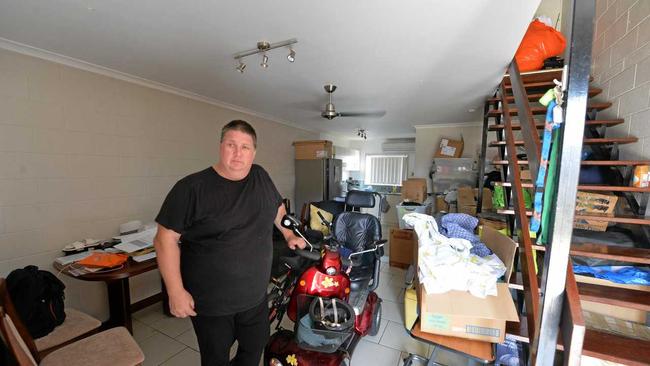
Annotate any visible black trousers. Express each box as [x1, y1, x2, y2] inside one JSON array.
[[190, 299, 270, 366]]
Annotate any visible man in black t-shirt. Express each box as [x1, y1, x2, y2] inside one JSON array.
[[154, 120, 305, 366]]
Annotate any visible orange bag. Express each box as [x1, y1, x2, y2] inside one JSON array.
[[77, 252, 128, 268], [515, 20, 566, 72]]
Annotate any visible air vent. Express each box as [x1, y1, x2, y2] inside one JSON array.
[[382, 138, 415, 152]]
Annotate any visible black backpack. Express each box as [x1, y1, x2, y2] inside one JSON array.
[[6, 265, 66, 339]]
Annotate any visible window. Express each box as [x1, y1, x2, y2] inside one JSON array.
[[364, 154, 408, 186]]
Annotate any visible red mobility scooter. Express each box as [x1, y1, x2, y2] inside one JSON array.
[[266, 191, 386, 366]]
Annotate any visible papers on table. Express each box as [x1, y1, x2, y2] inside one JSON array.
[[113, 227, 157, 253], [55, 250, 99, 265]]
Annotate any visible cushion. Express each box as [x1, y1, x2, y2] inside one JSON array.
[[40, 327, 144, 366], [35, 308, 101, 351], [310, 205, 333, 236]]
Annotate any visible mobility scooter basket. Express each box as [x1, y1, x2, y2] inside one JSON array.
[[295, 295, 355, 353]]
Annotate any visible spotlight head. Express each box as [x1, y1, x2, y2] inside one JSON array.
[[236, 62, 246, 73], [287, 48, 295, 62], [261, 54, 269, 68]]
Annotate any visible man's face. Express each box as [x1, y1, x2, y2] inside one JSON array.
[[219, 129, 256, 177]]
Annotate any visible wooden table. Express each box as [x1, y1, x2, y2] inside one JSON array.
[[53, 257, 168, 333]]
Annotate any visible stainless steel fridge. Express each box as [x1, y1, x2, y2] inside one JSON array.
[[295, 158, 342, 214]]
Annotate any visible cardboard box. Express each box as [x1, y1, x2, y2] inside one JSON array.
[[401, 178, 427, 203], [389, 228, 416, 268], [479, 218, 508, 231], [419, 227, 519, 343], [573, 191, 618, 232], [435, 195, 449, 213], [457, 187, 493, 216], [293, 140, 333, 160], [434, 137, 464, 158]]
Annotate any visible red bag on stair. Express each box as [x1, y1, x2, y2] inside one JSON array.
[[515, 20, 566, 72]]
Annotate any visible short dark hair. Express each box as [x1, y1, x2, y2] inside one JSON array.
[[220, 120, 257, 148]]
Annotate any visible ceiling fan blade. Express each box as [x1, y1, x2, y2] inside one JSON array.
[[337, 111, 386, 118]]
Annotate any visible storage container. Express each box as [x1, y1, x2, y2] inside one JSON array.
[[293, 140, 333, 160], [396, 202, 430, 229]]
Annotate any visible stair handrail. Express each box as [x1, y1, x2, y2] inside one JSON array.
[[531, 0, 595, 364], [498, 79, 541, 344], [506, 60, 542, 182]]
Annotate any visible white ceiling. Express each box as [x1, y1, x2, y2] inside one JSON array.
[[0, 0, 541, 139]]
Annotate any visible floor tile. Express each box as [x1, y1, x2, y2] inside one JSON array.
[[138, 331, 187, 366], [350, 339, 401, 366], [160, 347, 201, 366], [133, 303, 167, 326], [385, 266, 406, 277], [149, 314, 193, 338], [132, 319, 157, 343], [389, 273, 409, 288], [381, 299, 404, 324], [176, 329, 199, 351], [364, 317, 388, 344], [379, 270, 394, 286], [278, 313, 295, 331], [379, 321, 430, 356], [376, 282, 405, 303]]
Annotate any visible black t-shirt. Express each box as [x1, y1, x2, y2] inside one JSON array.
[[155, 164, 282, 316]]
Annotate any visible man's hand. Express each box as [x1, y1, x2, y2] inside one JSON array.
[[286, 235, 307, 250], [168, 288, 197, 318]]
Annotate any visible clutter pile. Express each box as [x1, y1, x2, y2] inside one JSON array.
[[403, 212, 506, 298]]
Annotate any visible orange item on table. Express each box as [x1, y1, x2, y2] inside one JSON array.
[[77, 252, 128, 268]]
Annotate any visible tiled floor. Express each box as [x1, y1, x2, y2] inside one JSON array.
[[132, 264, 475, 366]]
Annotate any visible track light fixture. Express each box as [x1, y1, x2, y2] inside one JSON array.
[[236, 61, 246, 73], [260, 53, 269, 68], [234, 38, 297, 73], [357, 129, 367, 140]]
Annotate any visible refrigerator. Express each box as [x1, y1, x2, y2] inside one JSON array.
[[295, 158, 343, 214]]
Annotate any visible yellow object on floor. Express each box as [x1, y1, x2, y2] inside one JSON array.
[[404, 287, 418, 331]]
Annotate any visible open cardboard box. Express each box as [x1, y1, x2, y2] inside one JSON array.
[[419, 226, 519, 343]]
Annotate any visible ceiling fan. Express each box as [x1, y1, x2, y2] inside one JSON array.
[[320, 84, 386, 120]]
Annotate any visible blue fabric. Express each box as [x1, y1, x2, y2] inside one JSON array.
[[573, 265, 650, 286], [440, 213, 492, 257]]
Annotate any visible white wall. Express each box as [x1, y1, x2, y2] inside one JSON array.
[[591, 0, 650, 160], [0, 48, 318, 321], [535, 0, 563, 30]]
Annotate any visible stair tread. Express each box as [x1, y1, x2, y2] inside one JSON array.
[[490, 159, 648, 166], [496, 209, 650, 225], [503, 68, 564, 84], [487, 87, 602, 103], [531, 243, 650, 265], [574, 213, 650, 225], [487, 102, 611, 117], [493, 181, 650, 193], [487, 119, 624, 131], [578, 282, 650, 311], [489, 137, 638, 146], [583, 329, 650, 366], [505, 323, 650, 366]]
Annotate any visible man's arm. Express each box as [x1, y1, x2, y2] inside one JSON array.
[[274, 203, 307, 250], [154, 224, 197, 317]]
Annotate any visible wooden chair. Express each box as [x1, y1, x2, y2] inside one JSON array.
[[0, 279, 144, 366], [1, 275, 102, 355]]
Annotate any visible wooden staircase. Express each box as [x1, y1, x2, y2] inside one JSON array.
[[480, 64, 650, 365]]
